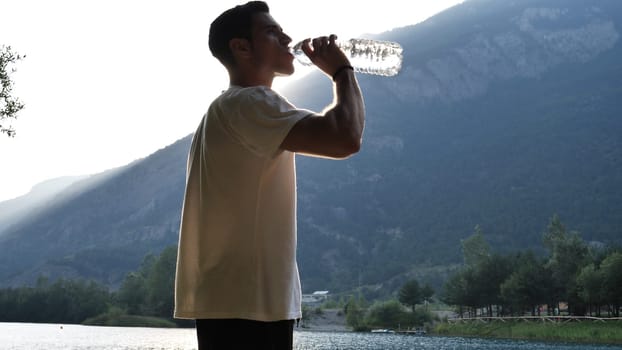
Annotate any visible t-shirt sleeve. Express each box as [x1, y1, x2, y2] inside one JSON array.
[[224, 86, 313, 157]]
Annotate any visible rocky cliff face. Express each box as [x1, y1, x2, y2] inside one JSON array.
[[382, 1, 620, 103]]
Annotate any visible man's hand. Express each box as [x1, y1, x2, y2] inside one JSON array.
[[300, 34, 351, 78]]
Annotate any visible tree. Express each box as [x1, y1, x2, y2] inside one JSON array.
[[117, 253, 155, 315], [475, 254, 514, 316], [1, 45, 25, 137], [0, 277, 110, 324], [145, 246, 177, 317], [500, 252, 549, 316], [461, 225, 490, 267], [542, 215, 589, 315], [464, 269, 483, 316], [365, 299, 407, 329], [117, 271, 148, 314], [576, 264, 604, 316], [420, 284, 435, 310], [600, 252, 622, 317], [398, 279, 421, 312], [441, 272, 468, 317], [345, 295, 367, 331], [542, 214, 566, 252], [117, 246, 177, 318], [456, 228, 504, 316]]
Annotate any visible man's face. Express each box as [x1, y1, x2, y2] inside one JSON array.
[[248, 12, 295, 77]]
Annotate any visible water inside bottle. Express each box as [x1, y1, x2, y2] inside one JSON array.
[[291, 38, 403, 77]]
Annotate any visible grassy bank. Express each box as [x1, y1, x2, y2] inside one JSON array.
[[434, 320, 622, 344], [83, 312, 177, 328]]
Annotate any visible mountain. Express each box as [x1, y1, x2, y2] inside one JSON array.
[[0, 140, 188, 287], [1, 0, 621, 295], [287, 0, 622, 293], [0, 176, 87, 234]]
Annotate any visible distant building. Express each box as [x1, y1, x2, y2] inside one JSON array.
[[301, 291, 330, 304]]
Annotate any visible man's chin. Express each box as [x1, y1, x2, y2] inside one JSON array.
[[275, 66, 295, 77]]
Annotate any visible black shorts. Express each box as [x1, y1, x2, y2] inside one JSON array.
[[196, 318, 295, 350]]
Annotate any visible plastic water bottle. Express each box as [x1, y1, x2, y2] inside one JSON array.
[[291, 38, 404, 77]]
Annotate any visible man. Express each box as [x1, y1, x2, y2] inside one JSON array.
[[174, 1, 365, 349]]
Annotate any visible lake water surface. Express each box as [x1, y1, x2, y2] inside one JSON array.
[[2, 322, 622, 350]]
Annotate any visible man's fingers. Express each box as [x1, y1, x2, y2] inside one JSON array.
[[321, 36, 329, 48], [312, 37, 322, 51], [312, 36, 330, 52], [300, 38, 312, 56], [302, 35, 347, 73]]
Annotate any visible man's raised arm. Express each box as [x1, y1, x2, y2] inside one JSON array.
[[280, 35, 365, 159]]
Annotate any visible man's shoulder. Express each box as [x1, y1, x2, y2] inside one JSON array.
[[212, 85, 285, 112], [225, 85, 277, 100]]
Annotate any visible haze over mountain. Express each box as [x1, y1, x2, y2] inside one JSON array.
[[1, 0, 620, 296], [0, 176, 84, 234]]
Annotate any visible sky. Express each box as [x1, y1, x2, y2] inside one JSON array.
[[0, 0, 463, 202]]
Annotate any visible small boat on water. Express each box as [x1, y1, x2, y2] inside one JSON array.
[[371, 327, 427, 335], [371, 329, 396, 334]]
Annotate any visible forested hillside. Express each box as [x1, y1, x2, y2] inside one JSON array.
[[0, 0, 620, 296]]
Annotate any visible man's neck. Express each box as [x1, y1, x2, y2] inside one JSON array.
[[229, 67, 273, 88]]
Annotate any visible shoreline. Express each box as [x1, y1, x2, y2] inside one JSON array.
[[434, 319, 622, 345], [300, 308, 349, 332], [299, 310, 622, 346]]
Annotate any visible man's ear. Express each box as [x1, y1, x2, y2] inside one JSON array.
[[230, 38, 252, 60]]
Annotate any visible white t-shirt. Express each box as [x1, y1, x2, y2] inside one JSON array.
[[174, 85, 312, 321]]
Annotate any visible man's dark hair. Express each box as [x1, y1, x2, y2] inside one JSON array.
[[209, 1, 270, 68]]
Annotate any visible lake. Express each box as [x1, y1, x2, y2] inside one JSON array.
[[2, 323, 622, 350]]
